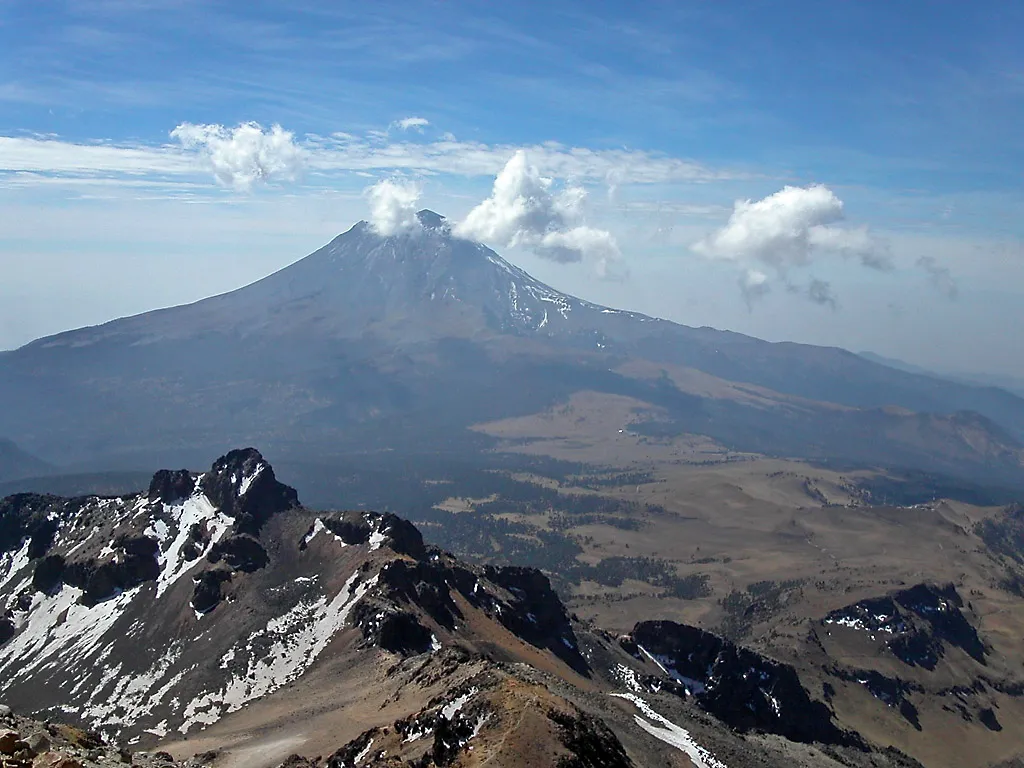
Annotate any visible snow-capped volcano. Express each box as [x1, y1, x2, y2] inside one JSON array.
[[264, 209, 612, 337], [26, 210, 646, 348], [3, 212, 1024, 484]]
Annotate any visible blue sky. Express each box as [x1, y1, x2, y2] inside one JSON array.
[[1, 1, 1023, 376]]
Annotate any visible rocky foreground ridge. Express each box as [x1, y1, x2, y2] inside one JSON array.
[[0, 703, 191, 768], [0, 449, 1002, 767]]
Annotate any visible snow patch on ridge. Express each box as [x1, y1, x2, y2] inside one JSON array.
[[368, 529, 387, 551], [179, 570, 379, 733], [611, 693, 727, 768], [353, 738, 374, 763], [0, 541, 31, 592], [302, 518, 355, 548], [74, 644, 188, 731], [154, 493, 235, 599], [442, 687, 478, 720], [824, 614, 900, 634], [0, 584, 143, 689], [238, 462, 265, 496], [638, 645, 707, 695], [614, 664, 644, 693]]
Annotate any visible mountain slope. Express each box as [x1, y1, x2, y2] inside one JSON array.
[[0, 439, 50, 483], [0, 449, 942, 768], [1, 212, 1023, 486]]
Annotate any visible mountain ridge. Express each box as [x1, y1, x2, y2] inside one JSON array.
[[0, 448, 964, 768]]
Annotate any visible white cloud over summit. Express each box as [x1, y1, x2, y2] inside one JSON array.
[[170, 122, 304, 191], [693, 184, 890, 307], [365, 178, 423, 236], [454, 150, 622, 275]]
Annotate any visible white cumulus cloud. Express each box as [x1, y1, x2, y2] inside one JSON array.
[[692, 184, 890, 306], [454, 150, 622, 275], [365, 178, 423, 236], [391, 117, 430, 132], [171, 122, 304, 191]]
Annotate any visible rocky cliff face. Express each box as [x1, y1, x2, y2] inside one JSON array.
[[2, 448, 295, 617]]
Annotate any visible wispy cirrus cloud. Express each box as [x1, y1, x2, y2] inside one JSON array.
[[310, 136, 732, 184], [0, 126, 738, 194], [0, 135, 190, 176]]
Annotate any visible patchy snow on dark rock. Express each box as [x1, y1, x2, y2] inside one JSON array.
[[626, 620, 856, 746], [823, 583, 987, 669]]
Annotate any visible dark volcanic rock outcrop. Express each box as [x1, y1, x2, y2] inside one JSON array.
[[627, 620, 855, 746], [190, 568, 233, 614], [200, 448, 299, 534], [207, 533, 269, 573], [28, 538, 160, 606], [823, 583, 987, 668], [1, 449, 294, 612], [548, 709, 634, 768], [1, 494, 79, 560], [352, 548, 588, 672], [148, 469, 196, 504], [482, 565, 588, 674], [303, 510, 426, 559]]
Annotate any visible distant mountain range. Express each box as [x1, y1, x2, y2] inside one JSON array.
[[859, 351, 1024, 399], [2, 211, 1023, 486]]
